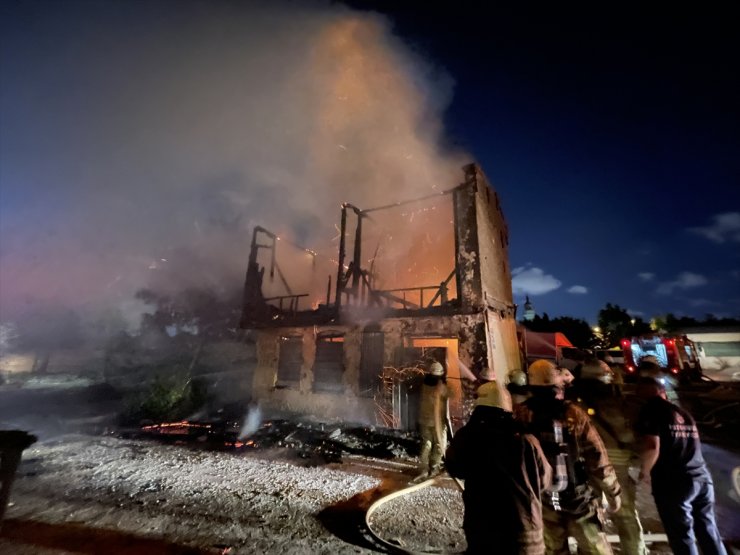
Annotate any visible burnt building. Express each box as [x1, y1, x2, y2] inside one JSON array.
[[240, 164, 519, 428]]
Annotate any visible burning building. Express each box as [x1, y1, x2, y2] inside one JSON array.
[[240, 164, 519, 429]]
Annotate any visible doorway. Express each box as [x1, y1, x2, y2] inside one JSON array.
[[408, 337, 463, 428]]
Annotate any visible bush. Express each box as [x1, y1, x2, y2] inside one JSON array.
[[121, 374, 208, 425]]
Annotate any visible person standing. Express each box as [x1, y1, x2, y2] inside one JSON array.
[[601, 354, 624, 397], [638, 355, 680, 404], [415, 360, 449, 481], [635, 376, 727, 555], [571, 358, 647, 555], [515, 359, 621, 555], [507, 368, 530, 410], [446, 380, 552, 554]]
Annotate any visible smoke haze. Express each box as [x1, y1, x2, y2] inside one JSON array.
[[0, 0, 468, 341]]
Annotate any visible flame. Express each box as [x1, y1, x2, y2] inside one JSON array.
[[256, 16, 463, 310]]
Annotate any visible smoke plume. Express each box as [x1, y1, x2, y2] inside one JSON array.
[[0, 0, 467, 342]]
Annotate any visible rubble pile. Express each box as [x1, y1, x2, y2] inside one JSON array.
[[135, 417, 420, 465]]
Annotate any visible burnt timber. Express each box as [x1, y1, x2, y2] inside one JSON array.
[[239, 164, 520, 426]]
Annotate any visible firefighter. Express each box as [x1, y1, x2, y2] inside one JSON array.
[[414, 360, 449, 481], [635, 376, 728, 555], [601, 353, 624, 396], [507, 368, 530, 409], [446, 381, 552, 554], [515, 359, 621, 555], [637, 355, 661, 377], [638, 355, 680, 404], [572, 358, 647, 555]]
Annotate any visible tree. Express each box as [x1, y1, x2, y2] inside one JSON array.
[[0, 322, 19, 356], [14, 306, 84, 373], [597, 303, 633, 348], [631, 317, 652, 336], [521, 315, 597, 349], [656, 313, 740, 333], [596, 303, 652, 348], [551, 317, 597, 349]]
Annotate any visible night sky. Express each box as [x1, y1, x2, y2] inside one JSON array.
[[1, 1, 738, 333], [347, 2, 740, 321]]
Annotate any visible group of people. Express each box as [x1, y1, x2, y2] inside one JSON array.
[[417, 357, 728, 555]]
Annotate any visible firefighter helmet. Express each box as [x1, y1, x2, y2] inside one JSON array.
[[559, 367, 575, 386], [428, 361, 445, 376], [638, 355, 662, 376], [528, 359, 562, 386], [580, 360, 614, 384], [476, 381, 512, 411], [508, 369, 527, 387], [640, 355, 660, 367]]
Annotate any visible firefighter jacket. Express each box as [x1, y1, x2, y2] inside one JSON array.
[[446, 406, 552, 555], [569, 379, 637, 467], [515, 394, 621, 516], [417, 375, 448, 428]]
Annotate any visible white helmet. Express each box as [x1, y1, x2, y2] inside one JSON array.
[[428, 361, 445, 376], [559, 367, 575, 386], [508, 369, 527, 387]]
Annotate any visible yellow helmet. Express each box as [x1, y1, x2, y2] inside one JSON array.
[[527, 359, 562, 387], [476, 381, 512, 411]]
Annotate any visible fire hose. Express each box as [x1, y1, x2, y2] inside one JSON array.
[[364, 394, 465, 554]]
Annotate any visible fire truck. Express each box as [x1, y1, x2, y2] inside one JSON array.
[[621, 334, 702, 382]]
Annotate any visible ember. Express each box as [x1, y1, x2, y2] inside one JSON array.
[[141, 420, 211, 434], [135, 417, 418, 463]]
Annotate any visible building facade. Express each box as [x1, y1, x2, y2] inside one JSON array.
[[240, 164, 520, 427]]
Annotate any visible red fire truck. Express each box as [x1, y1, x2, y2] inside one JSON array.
[[621, 334, 702, 382]]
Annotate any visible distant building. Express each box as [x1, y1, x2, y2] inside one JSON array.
[[678, 327, 740, 378], [239, 164, 519, 429], [522, 295, 535, 321]]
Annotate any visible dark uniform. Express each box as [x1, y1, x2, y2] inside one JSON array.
[[636, 394, 727, 555], [446, 382, 552, 554]]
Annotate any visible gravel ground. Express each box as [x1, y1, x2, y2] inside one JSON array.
[[2, 379, 737, 555], [1, 430, 686, 555], [2, 433, 469, 554]]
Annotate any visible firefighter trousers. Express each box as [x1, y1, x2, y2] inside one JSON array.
[[612, 464, 647, 555], [418, 424, 446, 475], [542, 505, 613, 555]]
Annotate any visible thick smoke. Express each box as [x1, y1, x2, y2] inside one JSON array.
[[0, 1, 467, 343]]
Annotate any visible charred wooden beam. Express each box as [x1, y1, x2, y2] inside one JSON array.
[[352, 210, 363, 299], [335, 205, 347, 310], [426, 268, 456, 307]]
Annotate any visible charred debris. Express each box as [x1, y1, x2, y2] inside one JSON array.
[[131, 416, 418, 465]]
